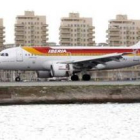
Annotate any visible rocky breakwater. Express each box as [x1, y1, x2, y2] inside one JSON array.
[[0, 85, 140, 105]]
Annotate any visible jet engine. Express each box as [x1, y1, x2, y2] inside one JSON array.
[[37, 71, 51, 78], [95, 64, 106, 69], [50, 63, 73, 77]]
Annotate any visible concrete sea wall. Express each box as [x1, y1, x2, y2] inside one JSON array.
[[0, 85, 140, 105]]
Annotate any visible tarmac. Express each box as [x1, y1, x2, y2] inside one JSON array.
[[0, 80, 140, 87]]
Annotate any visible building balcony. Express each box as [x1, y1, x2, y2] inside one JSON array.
[[15, 32, 24, 36], [77, 30, 82, 33], [137, 31, 140, 35], [42, 37, 47, 40], [60, 26, 70, 29], [60, 43, 71, 46], [15, 24, 24, 27], [88, 32, 95, 36], [87, 42, 95, 46], [109, 37, 120, 41], [107, 28, 120, 32], [42, 24, 48, 27], [15, 28, 24, 31], [60, 39, 71, 43], [41, 31, 47, 35], [42, 39, 47, 42], [30, 31, 35, 34], [42, 40, 47, 43], [0, 27, 5, 32], [41, 27, 48, 31], [15, 41, 24, 44], [60, 29, 71, 34], [60, 34, 71, 39], [0, 34, 5, 38], [107, 33, 120, 37], [15, 38, 24, 41], [88, 40, 94, 44], [0, 39, 5, 43], [41, 31, 48, 35], [88, 35, 95, 39], [107, 41, 121, 46], [88, 30, 95, 33], [41, 34, 48, 37], [30, 28, 35, 31], [0, 30, 5, 34], [88, 26, 95, 30]]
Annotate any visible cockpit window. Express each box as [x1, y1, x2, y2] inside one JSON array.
[[0, 53, 9, 56]]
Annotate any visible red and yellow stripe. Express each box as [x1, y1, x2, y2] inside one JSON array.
[[23, 46, 140, 56]]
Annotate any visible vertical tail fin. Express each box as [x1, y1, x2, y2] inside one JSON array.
[[131, 41, 140, 48]]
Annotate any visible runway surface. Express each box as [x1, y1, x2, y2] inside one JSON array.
[[0, 80, 140, 86]]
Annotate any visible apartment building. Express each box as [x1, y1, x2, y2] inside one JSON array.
[[15, 11, 48, 46], [0, 19, 5, 50], [59, 13, 95, 46], [107, 15, 140, 46]]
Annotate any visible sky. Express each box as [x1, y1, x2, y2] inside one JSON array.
[[1, 0, 140, 44]]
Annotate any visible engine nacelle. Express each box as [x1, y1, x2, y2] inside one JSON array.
[[37, 71, 51, 78], [95, 64, 106, 70], [51, 63, 73, 77]]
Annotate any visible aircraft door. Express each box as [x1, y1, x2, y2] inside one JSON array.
[[16, 48, 23, 62], [133, 49, 139, 61]]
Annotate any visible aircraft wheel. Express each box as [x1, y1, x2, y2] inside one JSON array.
[[82, 74, 91, 81], [71, 75, 79, 81], [15, 76, 21, 82]]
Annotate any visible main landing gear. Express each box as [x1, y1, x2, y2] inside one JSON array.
[[15, 76, 21, 82], [15, 72, 21, 82], [71, 75, 79, 81], [71, 74, 91, 81], [82, 74, 91, 81]]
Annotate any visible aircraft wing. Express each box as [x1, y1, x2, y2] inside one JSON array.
[[61, 52, 131, 69]]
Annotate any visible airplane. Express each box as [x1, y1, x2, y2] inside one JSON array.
[[0, 41, 140, 81]]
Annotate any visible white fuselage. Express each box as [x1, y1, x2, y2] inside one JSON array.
[[0, 47, 140, 71]]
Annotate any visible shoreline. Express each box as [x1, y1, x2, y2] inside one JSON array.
[[0, 85, 140, 105]]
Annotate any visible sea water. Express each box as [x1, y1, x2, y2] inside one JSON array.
[[0, 103, 140, 140]]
